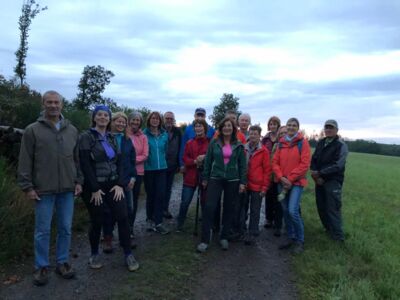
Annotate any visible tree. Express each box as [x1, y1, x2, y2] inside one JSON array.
[[14, 0, 47, 86], [73, 65, 115, 111], [209, 93, 240, 127]]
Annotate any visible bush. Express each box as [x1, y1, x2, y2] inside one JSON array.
[[0, 157, 34, 264]]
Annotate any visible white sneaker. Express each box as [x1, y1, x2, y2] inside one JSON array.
[[220, 239, 229, 250], [196, 243, 208, 253]]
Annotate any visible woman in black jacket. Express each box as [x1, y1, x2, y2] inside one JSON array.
[[79, 105, 139, 272]]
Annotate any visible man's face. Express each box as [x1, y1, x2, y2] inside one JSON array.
[[43, 94, 62, 119], [324, 125, 338, 138], [194, 112, 205, 121], [248, 129, 260, 144], [164, 112, 175, 128], [239, 116, 250, 131]]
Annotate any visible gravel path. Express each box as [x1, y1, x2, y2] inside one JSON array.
[[0, 175, 297, 300]]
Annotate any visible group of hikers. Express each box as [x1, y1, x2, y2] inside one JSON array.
[[17, 90, 348, 286]]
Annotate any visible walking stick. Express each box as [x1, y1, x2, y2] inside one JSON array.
[[193, 183, 201, 236]]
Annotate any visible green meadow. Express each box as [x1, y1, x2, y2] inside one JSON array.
[[296, 152, 400, 299]]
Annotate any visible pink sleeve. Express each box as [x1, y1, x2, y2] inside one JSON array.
[[136, 135, 149, 163]]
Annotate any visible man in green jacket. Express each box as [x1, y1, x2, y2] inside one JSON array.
[[17, 90, 83, 286]]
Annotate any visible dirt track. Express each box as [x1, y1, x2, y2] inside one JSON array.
[[0, 175, 297, 300]]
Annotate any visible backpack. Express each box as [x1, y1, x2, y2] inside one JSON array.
[[278, 138, 303, 154]]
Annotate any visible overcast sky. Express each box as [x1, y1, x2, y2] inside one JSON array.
[[1, 0, 400, 143]]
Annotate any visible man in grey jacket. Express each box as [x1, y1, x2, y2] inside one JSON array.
[[17, 90, 83, 286]]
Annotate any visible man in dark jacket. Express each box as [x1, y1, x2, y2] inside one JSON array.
[[311, 119, 348, 241], [17, 90, 83, 286], [163, 111, 181, 218]]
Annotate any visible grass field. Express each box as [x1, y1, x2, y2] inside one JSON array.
[[295, 152, 400, 299]]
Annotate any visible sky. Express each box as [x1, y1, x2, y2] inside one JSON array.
[[1, 0, 400, 144]]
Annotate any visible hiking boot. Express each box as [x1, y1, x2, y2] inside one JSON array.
[[88, 255, 103, 269], [264, 220, 273, 229], [278, 238, 295, 250], [163, 211, 173, 219], [146, 219, 156, 232], [55, 263, 75, 279], [125, 254, 140, 272], [103, 236, 113, 254], [33, 267, 49, 286], [273, 228, 282, 237], [196, 243, 208, 253], [220, 239, 229, 250], [155, 224, 170, 235], [291, 242, 304, 254]]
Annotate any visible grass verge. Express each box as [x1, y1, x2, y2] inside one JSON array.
[[294, 152, 400, 299]]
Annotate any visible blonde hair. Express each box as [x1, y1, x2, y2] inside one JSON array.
[[112, 111, 128, 122]]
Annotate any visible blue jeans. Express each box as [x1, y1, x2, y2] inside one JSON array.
[[34, 192, 74, 269], [280, 185, 304, 243], [177, 185, 196, 228]]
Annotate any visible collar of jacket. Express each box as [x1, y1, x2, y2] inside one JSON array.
[[37, 114, 68, 130], [279, 132, 304, 147], [245, 141, 262, 152], [215, 138, 243, 151], [144, 127, 166, 137]]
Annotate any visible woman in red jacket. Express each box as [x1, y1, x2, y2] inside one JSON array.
[[243, 125, 271, 245], [176, 119, 209, 231], [272, 118, 310, 254]]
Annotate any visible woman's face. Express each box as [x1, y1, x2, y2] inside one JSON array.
[[112, 117, 127, 133], [286, 121, 299, 137], [278, 126, 288, 138], [248, 129, 260, 144], [268, 121, 279, 133], [194, 123, 205, 137], [222, 120, 233, 137], [94, 110, 110, 128], [149, 114, 160, 128], [129, 117, 141, 132]]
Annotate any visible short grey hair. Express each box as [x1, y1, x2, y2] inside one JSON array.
[[128, 111, 144, 127], [239, 113, 251, 123], [42, 90, 63, 103]]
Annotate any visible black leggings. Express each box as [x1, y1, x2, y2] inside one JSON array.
[[83, 181, 131, 255]]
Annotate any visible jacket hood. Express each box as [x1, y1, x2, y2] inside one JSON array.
[[279, 132, 304, 147]]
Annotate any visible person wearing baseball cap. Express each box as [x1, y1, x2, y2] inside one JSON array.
[[179, 108, 216, 172], [311, 119, 348, 242]]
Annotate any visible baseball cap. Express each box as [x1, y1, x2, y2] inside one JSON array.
[[195, 108, 206, 115], [324, 119, 338, 129]]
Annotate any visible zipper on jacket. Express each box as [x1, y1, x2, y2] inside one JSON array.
[[155, 136, 160, 169]]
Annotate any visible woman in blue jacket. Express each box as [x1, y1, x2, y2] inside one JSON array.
[[143, 111, 170, 234]]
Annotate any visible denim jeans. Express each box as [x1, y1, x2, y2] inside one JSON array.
[[34, 192, 74, 269], [280, 185, 304, 243], [177, 184, 205, 228]]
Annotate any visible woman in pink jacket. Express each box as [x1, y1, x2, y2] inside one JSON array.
[[127, 112, 149, 236]]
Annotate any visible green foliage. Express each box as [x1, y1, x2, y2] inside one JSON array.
[[0, 76, 42, 129], [0, 157, 34, 263], [294, 152, 400, 299], [14, 0, 47, 86], [73, 65, 115, 111], [209, 93, 240, 127], [62, 101, 91, 132]]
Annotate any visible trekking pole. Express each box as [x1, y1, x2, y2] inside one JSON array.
[[193, 183, 201, 236]]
